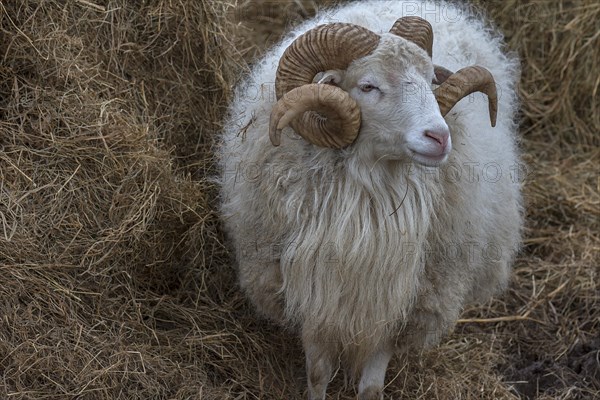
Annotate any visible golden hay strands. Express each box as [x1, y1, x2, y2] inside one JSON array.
[[0, 1, 245, 399], [472, 0, 600, 148], [0, 0, 598, 399]]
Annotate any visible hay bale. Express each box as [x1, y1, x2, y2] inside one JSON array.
[[0, 1, 243, 398], [475, 0, 599, 147]]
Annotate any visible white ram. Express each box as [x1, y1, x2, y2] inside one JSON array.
[[219, 1, 523, 399]]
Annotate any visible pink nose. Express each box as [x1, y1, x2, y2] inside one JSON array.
[[425, 130, 449, 148]]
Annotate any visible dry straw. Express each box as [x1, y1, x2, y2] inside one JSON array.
[[1, 0, 598, 399]]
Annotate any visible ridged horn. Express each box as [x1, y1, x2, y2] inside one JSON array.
[[433, 65, 454, 85], [434, 66, 498, 127], [272, 23, 380, 148], [270, 84, 361, 148], [389, 16, 433, 57]]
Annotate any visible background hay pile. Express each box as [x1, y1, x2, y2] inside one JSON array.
[[0, 1, 242, 398], [1, 0, 598, 399]]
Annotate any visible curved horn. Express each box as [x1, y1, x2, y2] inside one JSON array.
[[270, 84, 361, 148], [273, 23, 380, 148], [434, 66, 498, 127], [389, 16, 433, 57], [433, 65, 454, 85]]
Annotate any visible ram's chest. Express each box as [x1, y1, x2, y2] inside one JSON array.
[[279, 177, 435, 341]]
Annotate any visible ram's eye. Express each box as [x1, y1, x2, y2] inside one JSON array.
[[360, 84, 377, 92]]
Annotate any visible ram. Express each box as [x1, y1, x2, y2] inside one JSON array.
[[219, 1, 523, 399]]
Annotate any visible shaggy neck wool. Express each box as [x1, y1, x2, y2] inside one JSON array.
[[280, 151, 441, 366]]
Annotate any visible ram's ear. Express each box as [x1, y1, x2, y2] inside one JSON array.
[[313, 70, 344, 86], [433, 65, 454, 85]]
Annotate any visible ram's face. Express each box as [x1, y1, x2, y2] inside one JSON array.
[[315, 36, 451, 166]]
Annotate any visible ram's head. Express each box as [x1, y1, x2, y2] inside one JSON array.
[[269, 16, 497, 166]]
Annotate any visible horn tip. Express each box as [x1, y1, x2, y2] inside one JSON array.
[[269, 117, 282, 146], [490, 103, 498, 127], [490, 112, 497, 127], [269, 129, 282, 146]]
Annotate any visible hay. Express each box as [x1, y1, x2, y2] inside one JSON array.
[[0, 1, 244, 398], [1, 0, 598, 399]]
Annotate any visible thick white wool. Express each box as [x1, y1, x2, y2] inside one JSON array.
[[219, 0, 522, 371]]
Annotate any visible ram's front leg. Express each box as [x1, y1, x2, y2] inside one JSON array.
[[303, 333, 335, 400], [358, 345, 394, 400]]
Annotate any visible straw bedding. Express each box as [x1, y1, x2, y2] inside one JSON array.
[[1, 0, 598, 399]]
